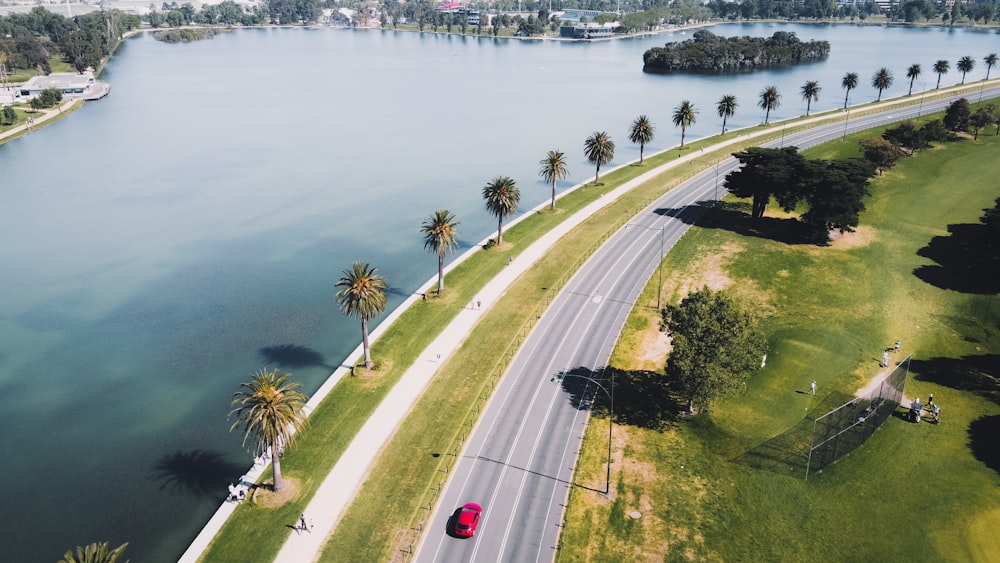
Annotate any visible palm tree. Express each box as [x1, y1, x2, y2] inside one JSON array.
[[671, 100, 697, 148], [758, 86, 781, 124], [871, 68, 893, 102], [59, 542, 129, 563], [716, 94, 738, 135], [420, 209, 460, 294], [229, 368, 308, 492], [841, 72, 859, 109], [335, 262, 388, 369], [800, 80, 821, 116], [482, 176, 520, 244], [538, 150, 569, 210], [906, 64, 921, 96], [627, 115, 655, 164], [957, 55, 975, 84], [933, 59, 950, 89], [583, 131, 615, 183], [985, 53, 998, 80]]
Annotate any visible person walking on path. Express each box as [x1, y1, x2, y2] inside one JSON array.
[[299, 514, 310, 533], [810, 380, 816, 395], [882, 349, 889, 368]]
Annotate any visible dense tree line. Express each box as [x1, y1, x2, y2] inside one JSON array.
[[146, 1, 267, 27], [0, 8, 139, 74], [643, 30, 830, 73]]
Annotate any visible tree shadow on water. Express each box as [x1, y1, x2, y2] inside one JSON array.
[[968, 415, 1000, 475], [655, 201, 817, 246], [909, 354, 1000, 406], [556, 366, 679, 432], [151, 449, 247, 496], [259, 344, 335, 371]]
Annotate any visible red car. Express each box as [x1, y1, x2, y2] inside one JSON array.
[[453, 503, 482, 537]]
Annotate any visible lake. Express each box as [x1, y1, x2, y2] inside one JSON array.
[[0, 21, 996, 562]]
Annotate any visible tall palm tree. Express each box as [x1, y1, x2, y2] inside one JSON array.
[[482, 176, 520, 244], [906, 64, 921, 96], [583, 131, 615, 183], [627, 115, 655, 164], [841, 72, 859, 109], [59, 542, 129, 563], [871, 67, 893, 101], [758, 86, 781, 124], [800, 80, 821, 116], [933, 59, 950, 89], [985, 53, 998, 80], [420, 209, 460, 294], [229, 368, 308, 492], [957, 55, 975, 84], [538, 150, 568, 210], [716, 94, 738, 135], [672, 100, 697, 148], [335, 262, 388, 369]]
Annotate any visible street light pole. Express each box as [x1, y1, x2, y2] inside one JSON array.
[[626, 223, 664, 308], [554, 372, 614, 494]]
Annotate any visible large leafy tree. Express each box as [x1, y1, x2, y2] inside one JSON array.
[[841, 72, 859, 109], [716, 94, 738, 135], [672, 100, 697, 147], [538, 150, 569, 210], [970, 107, 993, 139], [725, 146, 805, 219], [861, 136, 904, 175], [800, 158, 874, 242], [871, 67, 893, 101], [662, 287, 767, 413], [906, 63, 921, 96], [985, 53, 998, 80], [627, 115, 655, 164], [957, 55, 975, 84], [59, 542, 128, 563], [932, 59, 950, 89], [944, 98, 971, 132], [482, 175, 520, 244], [883, 121, 927, 152], [758, 85, 781, 124], [335, 261, 388, 369], [583, 131, 615, 183], [420, 209, 460, 294], [800, 80, 821, 116], [228, 368, 308, 493]]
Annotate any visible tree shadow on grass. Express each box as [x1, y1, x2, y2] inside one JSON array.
[[655, 201, 819, 246], [556, 366, 679, 432], [259, 344, 335, 371], [968, 415, 1000, 475], [913, 221, 1000, 295], [151, 449, 247, 496], [909, 354, 1000, 406]]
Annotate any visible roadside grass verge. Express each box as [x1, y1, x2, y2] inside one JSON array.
[[559, 113, 1000, 561], [198, 87, 996, 561]]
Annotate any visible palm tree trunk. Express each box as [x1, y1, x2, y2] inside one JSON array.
[[640, 144, 644, 163], [721, 117, 728, 135], [806, 100, 811, 116], [936, 74, 942, 89], [272, 446, 284, 491], [843, 89, 850, 109], [765, 109, 770, 124], [362, 316, 372, 368], [437, 254, 445, 293], [497, 218, 503, 245], [550, 180, 556, 210], [680, 126, 686, 147], [594, 163, 601, 184]]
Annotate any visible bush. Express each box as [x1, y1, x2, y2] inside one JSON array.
[[29, 88, 63, 110]]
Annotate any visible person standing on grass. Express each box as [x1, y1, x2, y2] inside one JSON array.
[[894, 340, 901, 353], [810, 381, 817, 395]]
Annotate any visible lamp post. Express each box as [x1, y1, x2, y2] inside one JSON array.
[[553, 371, 614, 494], [917, 81, 927, 117], [626, 222, 665, 309]]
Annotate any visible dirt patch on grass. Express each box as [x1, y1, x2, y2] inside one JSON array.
[[251, 477, 300, 508], [635, 326, 671, 368], [674, 242, 742, 297], [826, 225, 876, 250]]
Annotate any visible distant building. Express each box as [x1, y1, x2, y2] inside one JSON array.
[[19, 72, 110, 101], [559, 22, 616, 39]]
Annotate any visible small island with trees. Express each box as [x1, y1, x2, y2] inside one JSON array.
[[642, 30, 830, 74]]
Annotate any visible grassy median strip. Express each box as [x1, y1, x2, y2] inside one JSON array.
[[560, 112, 1000, 560]]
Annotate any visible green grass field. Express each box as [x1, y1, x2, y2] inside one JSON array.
[[560, 115, 1000, 561]]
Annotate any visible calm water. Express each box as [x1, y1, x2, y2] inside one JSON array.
[[1, 23, 996, 562]]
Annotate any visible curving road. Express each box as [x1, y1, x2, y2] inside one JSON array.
[[415, 85, 1000, 563]]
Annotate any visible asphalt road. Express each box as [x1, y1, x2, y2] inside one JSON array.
[[415, 85, 1000, 563]]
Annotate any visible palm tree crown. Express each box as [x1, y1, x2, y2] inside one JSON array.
[[482, 176, 520, 244], [932, 59, 950, 88], [906, 64, 921, 96], [672, 100, 697, 147], [538, 150, 569, 210], [872, 68, 893, 101], [985, 53, 998, 80], [800, 80, 821, 115], [421, 209, 460, 294], [759, 86, 781, 124], [335, 261, 388, 369], [229, 368, 308, 492], [60, 542, 129, 563], [957, 55, 975, 84], [583, 131, 615, 183], [716, 95, 738, 135], [841, 72, 859, 109], [627, 115, 655, 164]]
